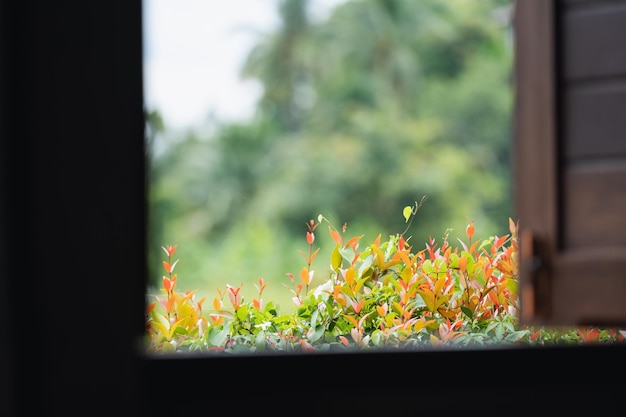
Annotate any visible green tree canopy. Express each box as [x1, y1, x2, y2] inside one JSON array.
[[146, 0, 514, 304]]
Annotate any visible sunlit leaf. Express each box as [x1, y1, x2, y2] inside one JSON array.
[[371, 244, 385, 269], [343, 314, 359, 328], [331, 245, 342, 270], [509, 218, 517, 236], [236, 305, 248, 321], [345, 235, 363, 249], [417, 288, 435, 312], [345, 266, 355, 286], [329, 226, 342, 245], [434, 275, 446, 295], [376, 303, 387, 316], [403, 206, 412, 223], [213, 297, 222, 311], [301, 267, 313, 286]]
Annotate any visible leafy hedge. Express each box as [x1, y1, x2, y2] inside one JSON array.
[[145, 202, 625, 354]]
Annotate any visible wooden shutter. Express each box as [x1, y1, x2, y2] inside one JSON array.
[[515, 0, 626, 326]]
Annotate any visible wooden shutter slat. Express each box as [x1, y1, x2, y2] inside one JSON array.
[[516, 0, 626, 326], [563, 2, 626, 81], [553, 250, 626, 325], [563, 166, 626, 248], [565, 86, 626, 159]]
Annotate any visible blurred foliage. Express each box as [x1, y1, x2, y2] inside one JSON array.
[[146, 0, 514, 311]]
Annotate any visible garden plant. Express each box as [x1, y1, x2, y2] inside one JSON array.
[[145, 201, 625, 354]]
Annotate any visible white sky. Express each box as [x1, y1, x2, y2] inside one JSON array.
[[143, 0, 344, 130]]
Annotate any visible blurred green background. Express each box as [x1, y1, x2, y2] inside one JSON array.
[[145, 0, 514, 313]]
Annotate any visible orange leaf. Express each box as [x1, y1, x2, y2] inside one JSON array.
[[398, 250, 412, 270], [306, 232, 315, 245], [309, 247, 320, 264], [162, 244, 177, 257], [466, 221, 475, 240], [345, 266, 355, 286], [196, 296, 206, 311], [165, 296, 175, 314], [417, 288, 436, 312], [495, 234, 509, 249], [342, 314, 359, 328], [434, 275, 446, 295], [372, 244, 385, 269], [458, 256, 467, 272], [376, 303, 388, 316], [329, 226, 342, 245], [163, 261, 171, 274], [256, 277, 266, 292], [345, 235, 363, 250], [468, 240, 480, 255], [300, 267, 311, 286]]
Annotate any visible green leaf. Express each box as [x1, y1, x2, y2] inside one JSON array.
[[331, 245, 342, 270], [236, 305, 249, 321], [403, 206, 412, 223], [207, 325, 229, 347], [255, 331, 266, 349], [339, 247, 355, 263], [461, 306, 474, 320], [308, 324, 325, 343], [358, 255, 373, 278]]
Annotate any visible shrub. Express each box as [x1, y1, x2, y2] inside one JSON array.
[[145, 202, 625, 354]]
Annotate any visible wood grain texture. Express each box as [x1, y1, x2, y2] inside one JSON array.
[[564, 85, 626, 159], [561, 2, 626, 81], [563, 165, 626, 248]]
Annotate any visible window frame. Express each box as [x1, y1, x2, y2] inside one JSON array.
[[2, 1, 626, 415]]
